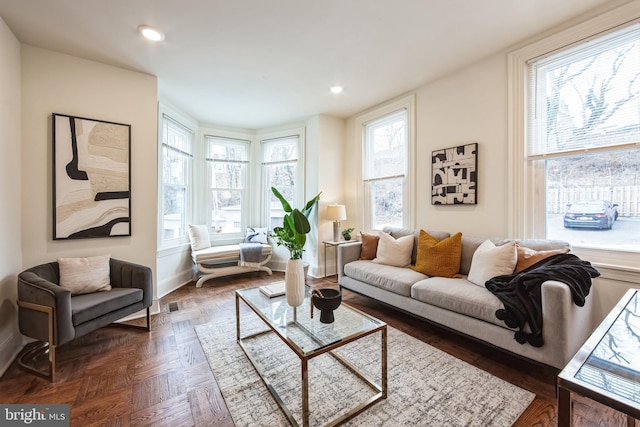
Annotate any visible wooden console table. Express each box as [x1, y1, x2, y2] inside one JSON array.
[[557, 288, 640, 427]]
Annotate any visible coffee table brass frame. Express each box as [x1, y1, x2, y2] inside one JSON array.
[[235, 288, 387, 427]]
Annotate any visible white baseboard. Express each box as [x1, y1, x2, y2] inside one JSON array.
[[157, 268, 194, 299], [0, 330, 24, 378]]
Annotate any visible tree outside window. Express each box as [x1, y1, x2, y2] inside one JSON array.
[[161, 116, 192, 242], [262, 136, 300, 230], [529, 24, 640, 250], [364, 110, 407, 230], [206, 137, 249, 235]]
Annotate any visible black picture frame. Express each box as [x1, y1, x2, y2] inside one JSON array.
[[431, 143, 477, 205], [52, 113, 131, 239]]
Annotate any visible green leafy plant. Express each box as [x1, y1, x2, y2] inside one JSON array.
[[341, 227, 354, 240], [270, 187, 321, 259]]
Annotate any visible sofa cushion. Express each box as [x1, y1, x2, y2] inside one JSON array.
[[515, 243, 570, 273], [344, 260, 427, 297], [383, 226, 450, 265], [71, 287, 143, 326], [410, 231, 462, 278], [189, 224, 211, 251], [411, 277, 510, 328], [460, 236, 510, 275], [467, 240, 517, 287], [359, 231, 380, 260], [58, 254, 112, 295], [460, 236, 570, 275], [372, 232, 413, 267], [244, 227, 268, 244]]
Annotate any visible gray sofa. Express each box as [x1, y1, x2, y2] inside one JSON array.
[[337, 226, 594, 369]]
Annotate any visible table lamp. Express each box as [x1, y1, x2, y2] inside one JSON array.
[[326, 204, 347, 242]]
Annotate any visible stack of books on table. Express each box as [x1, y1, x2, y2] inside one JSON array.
[[259, 281, 286, 298]]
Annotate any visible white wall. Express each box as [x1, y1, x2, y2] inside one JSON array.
[[20, 46, 159, 296], [0, 17, 23, 375], [415, 54, 509, 237], [307, 114, 346, 277]]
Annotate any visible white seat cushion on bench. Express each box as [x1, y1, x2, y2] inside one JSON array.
[[192, 244, 272, 264]]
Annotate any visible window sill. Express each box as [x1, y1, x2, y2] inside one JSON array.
[[157, 242, 191, 257], [572, 246, 640, 283]]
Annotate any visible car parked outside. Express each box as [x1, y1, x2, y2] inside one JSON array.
[[563, 200, 619, 229]]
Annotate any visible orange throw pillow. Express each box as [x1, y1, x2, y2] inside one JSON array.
[[515, 244, 569, 273], [411, 230, 462, 278], [359, 231, 380, 260]]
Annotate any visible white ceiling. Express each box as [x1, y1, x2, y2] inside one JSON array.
[[0, 0, 624, 129]]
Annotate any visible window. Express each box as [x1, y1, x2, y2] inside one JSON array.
[[509, 7, 640, 267], [160, 115, 193, 244], [363, 109, 409, 230], [528, 23, 640, 251], [205, 136, 250, 236], [261, 135, 302, 230]]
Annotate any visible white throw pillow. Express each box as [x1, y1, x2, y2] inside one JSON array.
[[245, 227, 268, 244], [467, 240, 517, 287], [58, 254, 111, 295], [372, 232, 414, 267], [188, 224, 211, 251]]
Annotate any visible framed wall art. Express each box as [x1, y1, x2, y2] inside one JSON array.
[[431, 142, 477, 205], [52, 113, 131, 239]]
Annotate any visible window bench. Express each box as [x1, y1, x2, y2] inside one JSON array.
[[191, 243, 273, 288]]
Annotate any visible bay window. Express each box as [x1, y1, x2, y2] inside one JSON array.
[[205, 136, 250, 236], [261, 134, 303, 230], [160, 114, 193, 246]]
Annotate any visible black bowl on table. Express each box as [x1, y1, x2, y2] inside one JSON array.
[[311, 288, 342, 323]]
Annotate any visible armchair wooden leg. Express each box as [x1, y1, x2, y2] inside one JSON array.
[[16, 300, 56, 382]]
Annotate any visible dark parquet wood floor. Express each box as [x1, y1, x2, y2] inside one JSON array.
[[0, 272, 634, 426]]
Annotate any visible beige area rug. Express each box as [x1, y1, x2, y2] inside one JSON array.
[[195, 313, 535, 427]]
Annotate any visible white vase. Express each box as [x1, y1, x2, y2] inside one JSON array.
[[285, 258, 305, 307]]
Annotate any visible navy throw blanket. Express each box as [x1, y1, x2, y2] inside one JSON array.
[[485, 253, 599, 347]]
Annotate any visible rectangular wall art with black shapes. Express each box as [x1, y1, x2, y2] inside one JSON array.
[[52, 113, 131, 239], [431, 143, 477, 205]]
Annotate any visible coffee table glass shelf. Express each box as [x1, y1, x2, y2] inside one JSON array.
[[235, 286, 387, 427], [557, 288, 640, 427]]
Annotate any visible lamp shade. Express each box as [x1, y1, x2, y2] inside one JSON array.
[[326, 204, 347, 221]]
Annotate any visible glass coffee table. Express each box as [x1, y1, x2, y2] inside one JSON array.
[[557, 288, 640, 427], [235, 285, 387, 427]]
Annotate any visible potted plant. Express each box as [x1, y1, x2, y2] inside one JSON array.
[[341, 228, 354, 241], [271, 187, 321, 306]]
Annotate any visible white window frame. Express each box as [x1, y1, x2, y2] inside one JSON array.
[[355, 94, 415, 230], [259, 128, 306, 229], [201, 130, 253, 242], [508, 2, 640, 270], [157, 104, 196, 250]]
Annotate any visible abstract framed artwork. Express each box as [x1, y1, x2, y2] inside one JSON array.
[[52, 113, 131, 239], [431, 142, 477, 205]]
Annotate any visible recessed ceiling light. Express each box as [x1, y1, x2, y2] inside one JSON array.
[[330, 86, 344, 94], [138, 25, 165, 41]]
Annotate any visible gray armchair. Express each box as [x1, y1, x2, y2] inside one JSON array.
[[17, 258, 152, 381]]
